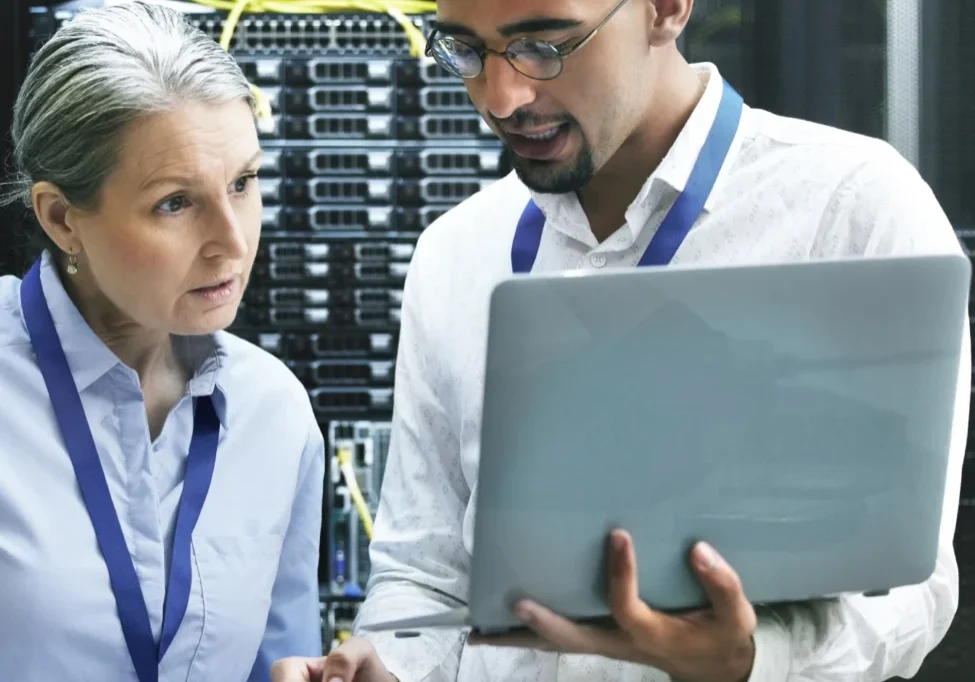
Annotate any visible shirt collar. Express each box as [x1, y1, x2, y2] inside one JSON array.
[[31, 251, 230, 429], [529, 62, 741, 247], [36, 250, 120, 393], [638, 62, 730, 209], [177, 333, 231, 430]]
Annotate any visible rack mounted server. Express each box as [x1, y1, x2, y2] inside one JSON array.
[[26, 4, 507, 649]]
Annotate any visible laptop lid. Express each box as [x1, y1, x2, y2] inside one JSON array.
[[468, 254, 970, 632]]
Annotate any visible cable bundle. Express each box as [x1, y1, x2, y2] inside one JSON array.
[[191, 0, 437, 125], [336, 447, 374, 541]]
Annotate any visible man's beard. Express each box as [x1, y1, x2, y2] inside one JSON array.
[[490, 110, 596, 194], [509, 140, 596, 195]]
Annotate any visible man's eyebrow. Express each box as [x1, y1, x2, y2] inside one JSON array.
[[430, 17, 583, 40], [430, 20, 478, 38], [497, 17, 583, 37]]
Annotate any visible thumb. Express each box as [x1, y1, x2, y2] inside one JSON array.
[[270, 656, 326, 682], [691, 542, 756, 632], [607, 530, 659, 634], [323, 637, 393, 682]]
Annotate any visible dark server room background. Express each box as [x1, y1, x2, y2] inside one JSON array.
[[0, 1, 972, 679]]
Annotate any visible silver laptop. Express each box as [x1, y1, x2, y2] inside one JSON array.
[[360, 253, 971, 635]]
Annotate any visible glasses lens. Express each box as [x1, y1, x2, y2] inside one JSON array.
[[430, 36, 483, 78], [506, 39, 563, 80]]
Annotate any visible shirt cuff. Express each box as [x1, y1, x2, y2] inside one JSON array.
[[747, 611, 792, 682], [358, 631, 412, 682]]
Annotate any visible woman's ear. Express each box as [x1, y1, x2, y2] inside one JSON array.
[[31, 182, 82, 254]]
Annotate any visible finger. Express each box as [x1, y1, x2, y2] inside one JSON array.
[[323, 637, 378, 682], [270, 656, 326, 682], [690, 542, 756, 632], [607, 530, 663, 636], [514, 600, 625, 657]]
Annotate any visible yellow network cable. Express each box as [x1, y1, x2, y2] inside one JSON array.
[[214, 0, 275, 126], [337, 447, 375, 541], [192, 0, 436, 57], [192, 0, 436, 132], [193, 0, 422, 538]]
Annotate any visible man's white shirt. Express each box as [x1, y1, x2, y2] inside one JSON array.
[[353, 63, 971, 682]]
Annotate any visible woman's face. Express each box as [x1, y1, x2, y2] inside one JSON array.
[[63, 99, 262, 336]]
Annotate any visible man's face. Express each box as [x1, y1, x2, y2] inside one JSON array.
[[434, 0, 650, 194]]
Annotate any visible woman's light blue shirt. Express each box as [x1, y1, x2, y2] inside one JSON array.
[[0, 253, 324, 681]]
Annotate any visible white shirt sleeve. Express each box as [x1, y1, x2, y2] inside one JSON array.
[[353, 230, 470, 682], [748, 149, 970, 681]]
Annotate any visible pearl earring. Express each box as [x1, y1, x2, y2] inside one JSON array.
[[66, 253, 79, 276]]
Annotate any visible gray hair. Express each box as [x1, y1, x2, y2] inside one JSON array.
[[1, 1, 255, 251]]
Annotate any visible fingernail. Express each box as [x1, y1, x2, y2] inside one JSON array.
[[328, 678, 344, 682], [697, 542, 720, 571], [611, 535, 628, 577], [515, 603, 534, 624]]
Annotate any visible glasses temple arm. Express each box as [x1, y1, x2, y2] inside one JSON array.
[[563, 0, 632, 56]]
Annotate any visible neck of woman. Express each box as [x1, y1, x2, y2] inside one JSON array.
[[60, 266, 189, 439]]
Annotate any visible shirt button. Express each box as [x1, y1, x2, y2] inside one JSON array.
[[590, 253, 607, 268]]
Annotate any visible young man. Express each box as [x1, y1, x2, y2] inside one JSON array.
[[273, 0, 970, 680]]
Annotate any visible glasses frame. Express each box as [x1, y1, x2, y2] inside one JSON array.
[[424, 0, 631, 81]]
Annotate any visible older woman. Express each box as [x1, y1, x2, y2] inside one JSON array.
[[0, 3, 323, 681]]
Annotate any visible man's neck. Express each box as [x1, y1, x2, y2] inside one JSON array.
[[579, 58, 708, 244]]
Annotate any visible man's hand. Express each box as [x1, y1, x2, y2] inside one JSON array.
[[271, 637, 398, 682], [468, 530, 757, 682]]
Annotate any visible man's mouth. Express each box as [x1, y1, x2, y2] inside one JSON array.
[[517, 126, 562, 141], [505, 123, 572, 161]]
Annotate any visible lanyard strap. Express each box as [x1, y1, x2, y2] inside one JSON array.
[[20, 260, 220, 682], [511, 79, 744, 274]]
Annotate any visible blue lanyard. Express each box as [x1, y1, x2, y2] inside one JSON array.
[[511, 79, 744, 274], [20, 259, 220, 682]]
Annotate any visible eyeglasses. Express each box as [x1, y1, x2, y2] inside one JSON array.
[[424, 0, 631, 81]]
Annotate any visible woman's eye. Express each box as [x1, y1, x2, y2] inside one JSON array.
[[233, 174, 257, 194], [158, 195, 189, 214]]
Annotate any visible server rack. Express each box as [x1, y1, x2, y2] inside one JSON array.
[[0, 0, 34, 276], [173, 10, 510, 648], [916, 3, 975, 675]]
